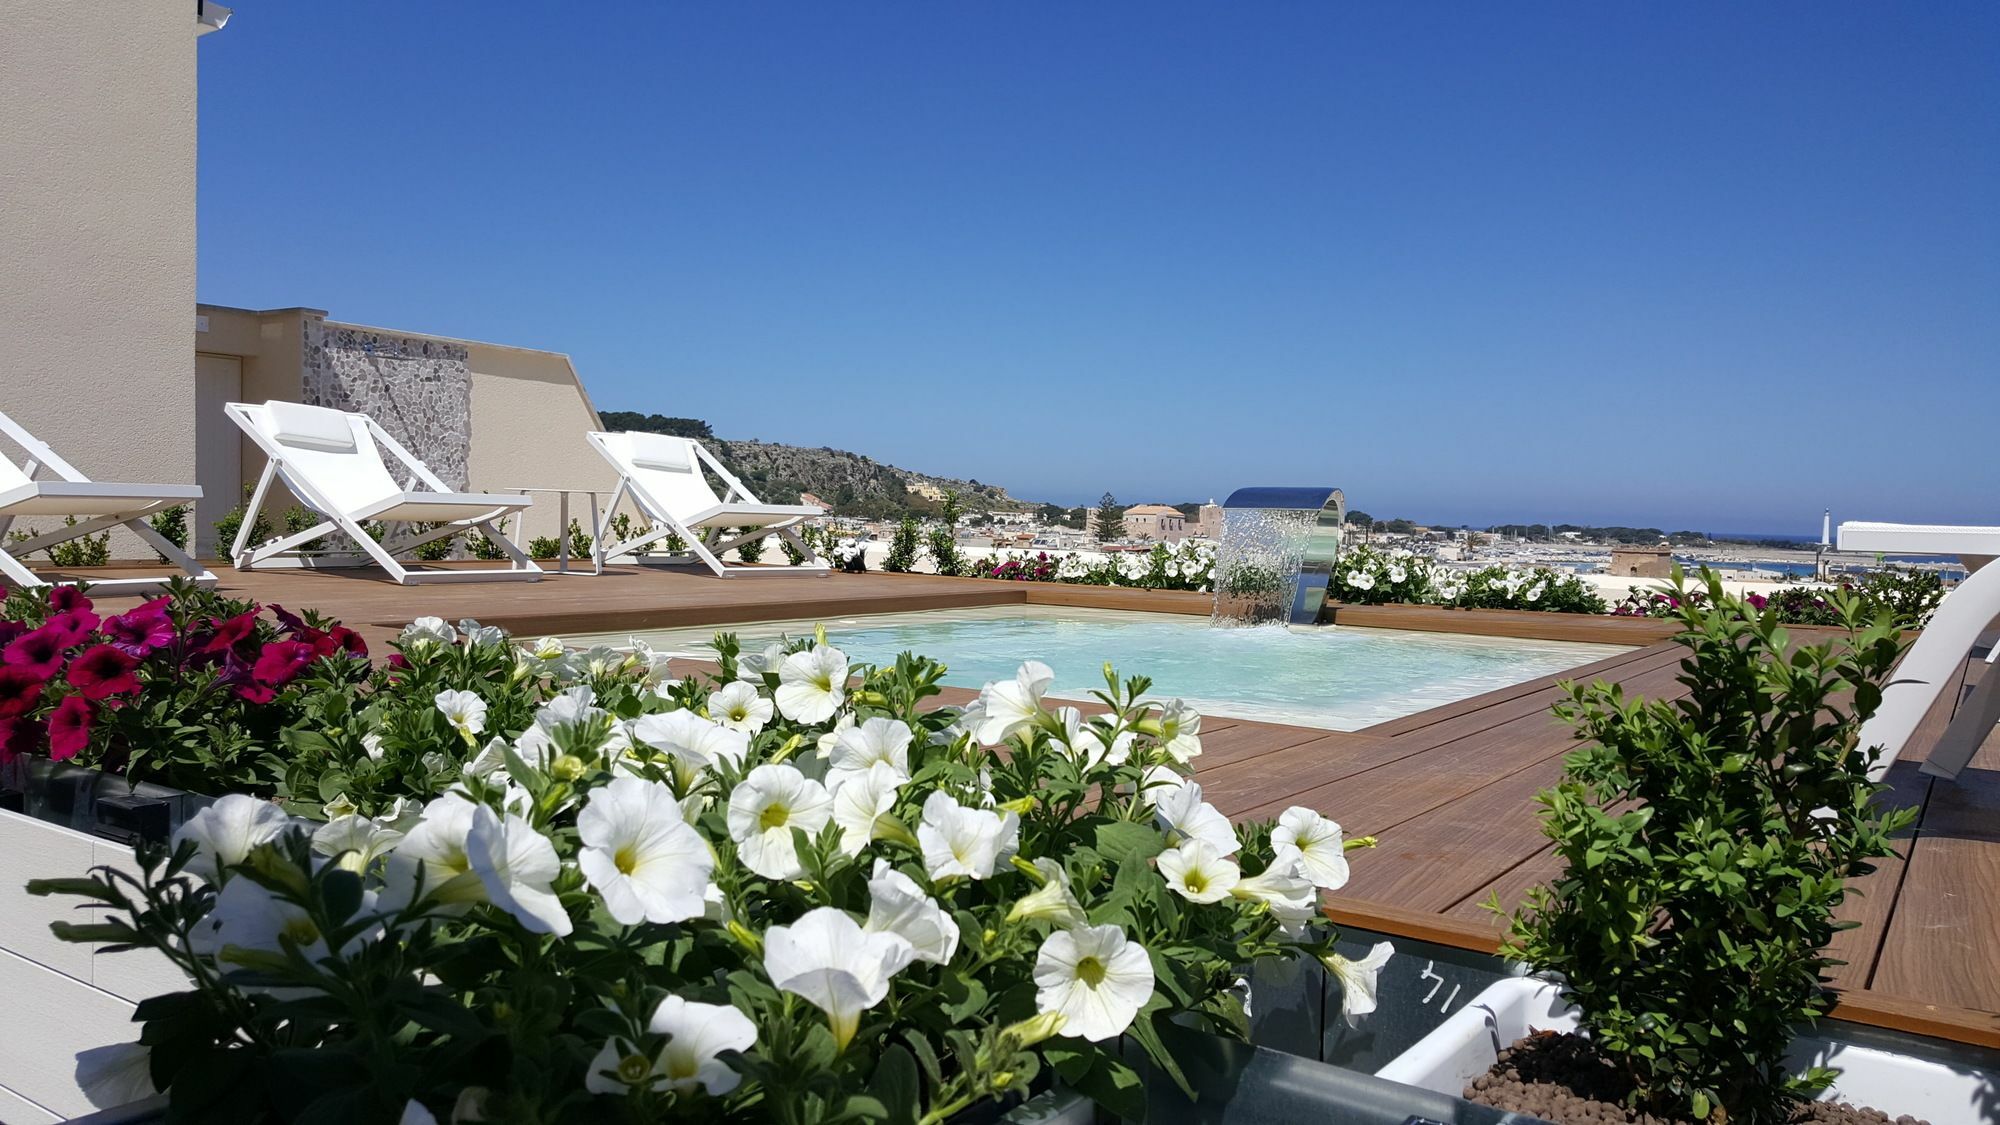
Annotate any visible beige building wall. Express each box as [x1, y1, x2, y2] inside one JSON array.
[[0, 5, 201, 558], [465, 340, 618, 542]]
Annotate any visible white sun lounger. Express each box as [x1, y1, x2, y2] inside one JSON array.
[[225, 400, 540, 585], [585, 431, 827, 578], [0, 410, 214, 594], [1837, 521, 2000, 782]]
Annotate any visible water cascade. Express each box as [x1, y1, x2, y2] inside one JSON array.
[[1210, 487, 1347, 627]]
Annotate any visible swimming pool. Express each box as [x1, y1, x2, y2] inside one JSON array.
[[586, 606, 1631, 732]]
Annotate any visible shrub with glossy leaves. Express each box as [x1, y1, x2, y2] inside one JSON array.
[[1501, 568, 1916, 1123]]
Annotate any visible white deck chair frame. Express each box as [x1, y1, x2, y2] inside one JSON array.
[[225, 401, 541, 585], [0, 410, 214, 594], [585, 431, 828, 578], [1837, 521, 2000, 783]]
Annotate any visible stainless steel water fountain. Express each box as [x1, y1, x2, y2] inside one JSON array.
[[1211, 487, 1347, 626]]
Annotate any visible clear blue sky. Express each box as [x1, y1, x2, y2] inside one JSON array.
[[196, 3, 1998, 532]]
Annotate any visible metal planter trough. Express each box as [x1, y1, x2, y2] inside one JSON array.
[[0, 763, 205, 1122]]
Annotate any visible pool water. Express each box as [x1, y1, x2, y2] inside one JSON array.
[[593, 607, 1631, 732]]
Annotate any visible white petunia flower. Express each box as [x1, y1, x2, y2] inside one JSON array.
[[632, 708, 751, 783], [1232, 854, 1321, 934], [775, 645, 849, 723], [708, 681, 774, 736], [1272, 806, 1350, 890], [1151, 781, 1239, 856], [828, 761, 904, 856], [312, 813, 405, 874], [1052, 707, 1132, 772], [578, 777, 714, 925], [1155, 839, 1240, 904], [401, 616, 457, 646], [970, 661, 1054, 745], [465, 806, 572, 936], [194, 866, 379, 967], [764, 906, 915, 1050], [1156, 700, 1203, 763], [173, 793, 290, 883], [864, 859, 960, 964], [586, 996, 757, 1096], [1137, 763, 1187, 806], [1033, 924, 1155, 1042], [734, 641, 789, 683], [361, 732, 385, 761], [726, 764, 832, 880], [917, 791, 1019, 880], [829, 716, 913, 783], [537, 685, 604, 730], [75, 1041, 155, 1109], [458, 619, 507, 648], [434, 689, 488, 740], [1324, 941, 1395, 1024], [1007, 857, 1087, 927], [398, 1100, 438, 1125]]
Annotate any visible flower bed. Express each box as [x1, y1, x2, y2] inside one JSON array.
[[1610, 566, 1945, 629], [34, 616, 1391, 1122], [1331, 544, 1608, 614], [972, 540, 1216, 592], [0, 580, 372, 800]]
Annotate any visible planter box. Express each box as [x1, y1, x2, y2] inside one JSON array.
[[0, 783, 193, 1122], [1377, 977, 1999, 1123]]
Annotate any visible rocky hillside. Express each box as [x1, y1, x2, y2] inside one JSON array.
[[598, 411, 1022, 518]]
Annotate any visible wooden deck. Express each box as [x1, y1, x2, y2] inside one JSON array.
[[70, 563, 1999, 1049]]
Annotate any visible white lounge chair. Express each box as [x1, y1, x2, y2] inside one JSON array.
[[0, 410, 213, 594], [1837, 521, 2000, 782], [585, 431, 827, 578], [225, 400, 541, 585]]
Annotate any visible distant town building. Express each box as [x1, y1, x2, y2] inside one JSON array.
[[1609, 543, 1675, 579], [1122, 504, 1187, 541], [798, 492, 830, 513], [1187, 500, 1224, 538]]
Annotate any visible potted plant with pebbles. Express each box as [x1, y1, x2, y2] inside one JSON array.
[[1376, 570, 1994, 1124]]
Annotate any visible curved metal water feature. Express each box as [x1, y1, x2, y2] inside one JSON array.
[[1211, 487, 1347, 626]]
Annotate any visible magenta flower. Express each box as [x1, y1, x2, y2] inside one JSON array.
[[250, 640, 316, 689], [41, 610, 97, 647], [47, 696, 91, 762], [47, 586, 91, 615], [0, 666, 45, 720], [0, 716, 45, 764], [4, 624, 72, 678], [68, 644, 142, 700], [199, 611, 260, 657], [103, 601, 174, 657]]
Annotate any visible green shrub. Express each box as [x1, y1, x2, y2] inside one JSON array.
[[213, 484, 272, 556], [526, 535, 563, 561], [466, 528, 510, 560], [46, 517, 110, 567], [148, 504, 190, 561], [884, 516, 921, 573], [733, 527, 764, 564], [1501, 569, 1915, 1122], [411, 523, 457, 562], [567, 519, 593, 561]]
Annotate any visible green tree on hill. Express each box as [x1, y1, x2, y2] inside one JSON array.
[[597, 412, 714, 440]]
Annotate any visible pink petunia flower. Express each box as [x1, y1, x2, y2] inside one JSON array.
[[102, 600, 174, 657], [0, 716, 46, 763], [0, 666, 45, 720], [68, 645, 142, 700], [48, 586, 91, 615], [199, 611, 260, 657], [250, 640, 316, 689], [47, 696, 92, 762], [3, 625, 72, 678]]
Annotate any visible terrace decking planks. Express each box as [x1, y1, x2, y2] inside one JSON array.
[[62, 565, 2000, 1050]]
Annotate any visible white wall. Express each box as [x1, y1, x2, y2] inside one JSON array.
[[0, 4, 200, 558]]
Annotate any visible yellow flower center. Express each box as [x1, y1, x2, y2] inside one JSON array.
[[282, 917, 321, 945], [1183, 870, 1208, 894], [616, 1052, 652, 1084], [760, 801, 792, 831], [663, 1049, 698, 1080], [1076, 955, 1107, 987], [614, 844, 640, 875]]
